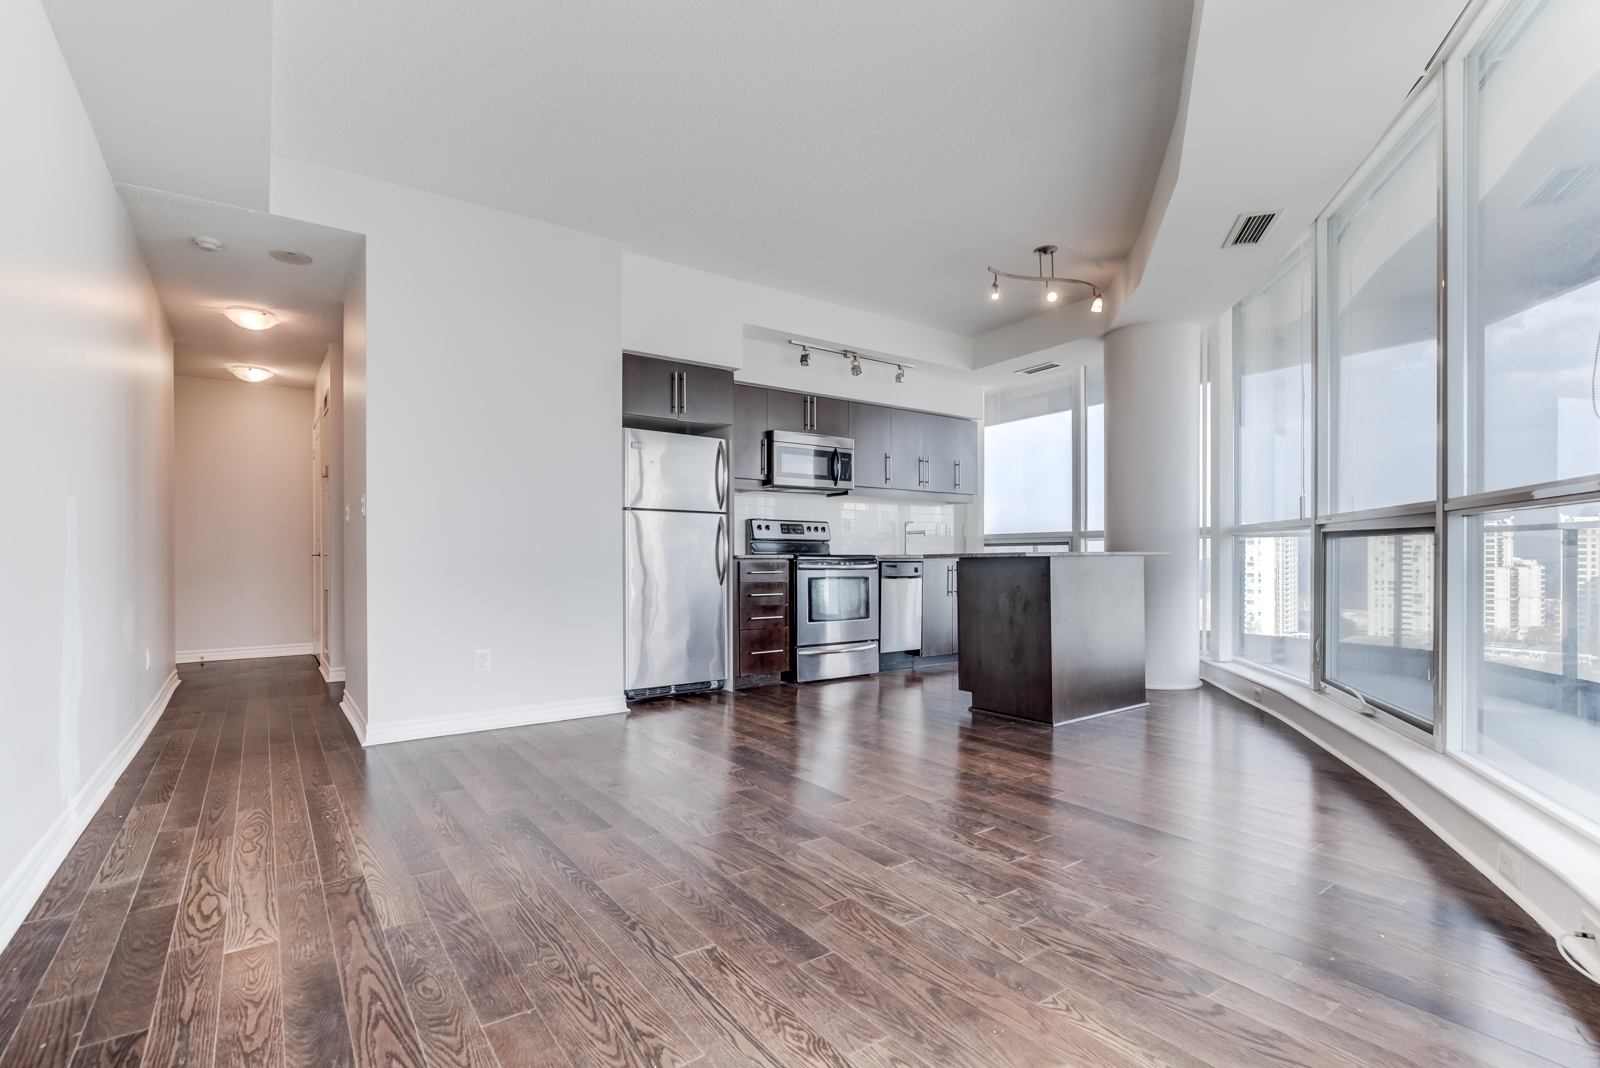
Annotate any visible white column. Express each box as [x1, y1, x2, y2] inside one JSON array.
[[1104, 321, 1200, 689]]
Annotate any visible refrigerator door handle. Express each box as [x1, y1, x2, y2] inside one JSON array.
[[714, 440, 728, 509], [715, 516, 729, 585]]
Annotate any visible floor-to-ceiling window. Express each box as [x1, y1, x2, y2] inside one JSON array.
[[1232, 236, 1314, 675], [1215, 0, 1600, 839], [983, 364, 1104, 551], [1444, 0, 1600, 826]]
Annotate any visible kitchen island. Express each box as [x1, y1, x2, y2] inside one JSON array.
[[954, 552, 1156, 725]]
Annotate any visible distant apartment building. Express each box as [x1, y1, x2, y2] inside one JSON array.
[[1241, 536, 1306, 638], [1484, 529, 1544, 636], [1366, 534, 1433, 645]]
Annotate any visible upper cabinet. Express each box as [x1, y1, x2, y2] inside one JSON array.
[[768, 391, 849, 437], [622, 353, 735, 428], [732, 388, 975, 501]]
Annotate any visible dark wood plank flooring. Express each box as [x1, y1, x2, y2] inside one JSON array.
[[1, 656, 1596, 1068]]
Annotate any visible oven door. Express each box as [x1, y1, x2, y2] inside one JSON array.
[[766, 431, 854, 491], [795, 564, 878, 646]]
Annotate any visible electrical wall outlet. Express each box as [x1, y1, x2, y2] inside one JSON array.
[[1252, 686, 1265, 704], [474, 649, 491, 672], [1496, 843, 1523, 888]]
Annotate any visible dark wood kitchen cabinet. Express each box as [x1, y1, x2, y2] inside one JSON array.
[[923, 414, 977, 494], [622, 352, 734, 427], [735, 558, 791, 682], [848, 402, 893, 491], [890, 408, 926, 490], [733, 389, 977, 501], [732, 385, 768, 482], [768, 389, 849, 437]]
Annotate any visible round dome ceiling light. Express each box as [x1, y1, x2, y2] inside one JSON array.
[[228, 366, 275, 383], [193, 236, 223, 251], [269, 250, 313, 265], [224, 306, 279, 330]]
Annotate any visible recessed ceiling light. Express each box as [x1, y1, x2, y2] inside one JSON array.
[[193, 236, 223, 251], [224, 306, 279, 330], [228, 366, 275, 382], [269, 250, 313, 265]]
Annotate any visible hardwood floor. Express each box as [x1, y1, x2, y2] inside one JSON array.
[[1, 657, 1597, 1068]]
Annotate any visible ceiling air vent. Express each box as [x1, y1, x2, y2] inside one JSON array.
[[1523, 165, 1598, 208], [1017, 362, 1061, 376], [1222, 212, 1278, 247]]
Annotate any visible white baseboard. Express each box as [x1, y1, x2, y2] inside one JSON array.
[[176, 642, 314, 664], [1201, 658, 1600, 982], [0, 670, 180, 953], [360, 694, 628, 746], [318, 660, 347, 683], [339, 691, 367, 745]]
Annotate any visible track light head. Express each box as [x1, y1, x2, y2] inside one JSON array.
[[800, 346, 810, 366], [1090, 293, 1104, 314], [1046, 286, 1057, 303], [850, 355, 862, 377], [895, 366, 905, 383]]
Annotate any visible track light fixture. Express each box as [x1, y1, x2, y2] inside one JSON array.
[[986, 245, 1102, 312], [786, 340, 912, 382]]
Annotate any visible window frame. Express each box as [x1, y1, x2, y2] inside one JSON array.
[[983, 363, 1104, 551]]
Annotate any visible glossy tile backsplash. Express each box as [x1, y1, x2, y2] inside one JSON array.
[[734, 493, 958, 555]]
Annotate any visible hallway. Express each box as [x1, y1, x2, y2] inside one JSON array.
[[0, 657, 1596, 1068]]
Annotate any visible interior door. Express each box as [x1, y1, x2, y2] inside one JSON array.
[[311, 398, 327, 665]]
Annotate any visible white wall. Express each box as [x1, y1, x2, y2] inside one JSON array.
[[623, 253, 975, 379], [0, 0, 175, 948], [316, 344, 346, 681], [341, 255, 368, 724], [173, 375, 313, 660], [272, 158, 625, 744]]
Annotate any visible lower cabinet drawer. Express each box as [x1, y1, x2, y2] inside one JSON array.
[[739, 598, 790, 629], [738, 625, 790, 676]]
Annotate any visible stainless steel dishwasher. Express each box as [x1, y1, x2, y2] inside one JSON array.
[[879, 560, 924, 653]]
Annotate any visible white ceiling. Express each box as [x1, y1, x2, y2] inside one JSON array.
[[117, 185, 363, 388], [272, 0, 1193, 337]]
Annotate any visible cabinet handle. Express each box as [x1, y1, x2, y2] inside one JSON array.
[[749, 649, 786, 656], [749, 613, 785, 620], [955, 460, 960, 488], [681, 371, 688, 415], [885, 452, 891, 484], [669, 372, 678, 414], [759, 438, 767, 477]]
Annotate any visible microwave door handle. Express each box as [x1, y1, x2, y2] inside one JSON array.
[[831, 448, 840, 485]]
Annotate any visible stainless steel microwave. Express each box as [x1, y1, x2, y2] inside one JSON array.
[[765, 430, 854, 492]]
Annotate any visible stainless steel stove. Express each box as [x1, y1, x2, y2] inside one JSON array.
[[745, 519, 879, 682]]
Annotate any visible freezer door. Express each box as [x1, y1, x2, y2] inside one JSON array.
[[624, 509, 729, 691], [624, 428, 728, 512]]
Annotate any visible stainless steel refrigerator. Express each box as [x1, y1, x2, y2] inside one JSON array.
[[623, 427, 730, 699]]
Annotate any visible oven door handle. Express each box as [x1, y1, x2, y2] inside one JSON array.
[[796, 642, 878, 656]]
